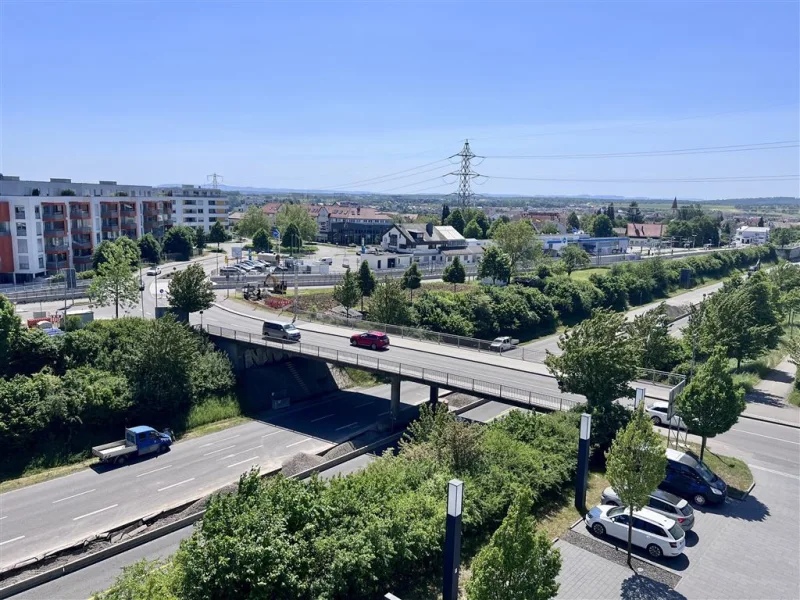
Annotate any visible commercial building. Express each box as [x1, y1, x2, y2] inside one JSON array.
[[382, 223, 483, 268], [537, 232, 629, 257], [734, 226, 770, 247], [261, 202, 394, 244], [162, 185, 229, 232]]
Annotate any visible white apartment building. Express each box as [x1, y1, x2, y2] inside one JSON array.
[[734, 226, 770, 247], [163, 185, 229, 232]]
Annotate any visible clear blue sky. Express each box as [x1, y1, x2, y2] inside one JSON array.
[[2, 1, 798, 199]]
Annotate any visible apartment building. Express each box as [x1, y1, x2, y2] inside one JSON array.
[[163, 185, 229, 232], [261, 202, 393, 244]]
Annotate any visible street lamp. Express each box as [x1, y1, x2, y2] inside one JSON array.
[[443, 479, 464, 600], [200, 310, 204, 330], [575, 413, 591, 513]]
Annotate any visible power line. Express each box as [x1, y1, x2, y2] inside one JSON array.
[[373, 174, 454, 193], [485, 174, 799, 183], [324, 157, 454, 190], [207, 173, 223, 189]]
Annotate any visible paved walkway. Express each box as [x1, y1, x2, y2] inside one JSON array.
[[743, 357, 800, 427]]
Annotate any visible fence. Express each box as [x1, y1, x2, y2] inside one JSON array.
[[201, 324, 581, 413], [211, 265, 479, 287]]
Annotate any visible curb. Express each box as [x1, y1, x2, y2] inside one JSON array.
[[740, 412, 800, 430]]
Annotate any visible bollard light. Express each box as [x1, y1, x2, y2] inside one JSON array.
[[447, 479, 464, 517], [443, 479, 464, 600], [575, 413, 592, 514], [580, 413, 592, 440]]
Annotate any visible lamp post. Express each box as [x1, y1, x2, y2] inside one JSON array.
[[575, 413, 592, 514], [443, 479, 464, 600], [200, 310, 204, 330]]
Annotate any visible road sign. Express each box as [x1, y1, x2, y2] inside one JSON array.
[[232, 246, 243, 259]]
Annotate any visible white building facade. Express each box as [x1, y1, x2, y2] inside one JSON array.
[[163, 185, 229, 232], [734, 226, 770, 247]]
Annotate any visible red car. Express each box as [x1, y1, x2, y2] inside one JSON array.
[[350, 331, 390, 350]]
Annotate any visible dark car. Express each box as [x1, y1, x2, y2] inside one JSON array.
[[659, 448, 727, 506], [350, 331, 390, 350]]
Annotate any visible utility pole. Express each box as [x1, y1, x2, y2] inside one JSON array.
[[207, 173, 224, 189], [448, 140, 482, 207]]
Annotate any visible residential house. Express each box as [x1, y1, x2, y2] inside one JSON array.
[[381, 222, 483, 268]]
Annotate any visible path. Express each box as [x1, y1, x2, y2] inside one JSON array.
[[743, 357, 800, 427]]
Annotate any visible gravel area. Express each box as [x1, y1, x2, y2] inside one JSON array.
[[445, 392, 483, 410], [281, 452, 325, 476]]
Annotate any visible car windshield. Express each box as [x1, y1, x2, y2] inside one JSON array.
[[679, 502, 693, 516], [693, 459, 717, 482], [607, 506, 625, 518], [669, 523, 684, 540], [285, 324, 297, 332]]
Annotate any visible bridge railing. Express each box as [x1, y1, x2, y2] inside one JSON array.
[[201, 324, 580, 413]]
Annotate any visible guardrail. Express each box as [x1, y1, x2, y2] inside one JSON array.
[[201, 323, 581, 413]]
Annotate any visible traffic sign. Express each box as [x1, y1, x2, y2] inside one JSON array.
[[232, 246, 243, 259]]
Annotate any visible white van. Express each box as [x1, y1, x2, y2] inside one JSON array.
[[319, 257, 333, 265], [262, 320, 301, 341]]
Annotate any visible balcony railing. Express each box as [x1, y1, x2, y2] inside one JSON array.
[[101, 210, 119, 218], [70, 224, 92, 233], [43, 227, 68, 237], [46, 259, 69, 269], [42, 212, 66, 222], [73, 254, 93, 264], [72, 238, 93, 249], [69, 209, 90, 219]]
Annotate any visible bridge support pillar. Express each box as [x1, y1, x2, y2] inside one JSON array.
[[429, 385, 439, 407], [390, 375, 401, 429]]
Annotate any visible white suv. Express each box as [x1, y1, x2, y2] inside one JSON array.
[[585, 505, 686, 558]]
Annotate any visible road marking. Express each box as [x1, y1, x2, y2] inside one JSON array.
[[0, 535, 25, 546], [73, 504, 119, 521], [203, 444, 237, 457], [731, 428, 800, 445], [227, 456, 260, 468], [355, 401, 374, 408], [200, 434, 240, 448], [136, 465, 172, 478], [157, 478, 195, 492], [52, 489, 96, 504], [311, 413, 335, 422], [286, 438, 312, 448], [218, 445, 262, 460], [335, 422, 358, 431], [0, 516, 7, 521], [261, 431, 279, 439], [750, 464, 800, 480]]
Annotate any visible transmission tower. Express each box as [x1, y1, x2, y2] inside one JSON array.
[[448, 140, 482, 206], [207, 173, 224, 189]]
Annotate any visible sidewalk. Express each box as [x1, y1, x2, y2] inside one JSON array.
[[742, 357, 800, 427]]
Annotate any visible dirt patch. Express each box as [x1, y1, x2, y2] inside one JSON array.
[[281, 452, 325, 477], [446, 392, 483, 410]]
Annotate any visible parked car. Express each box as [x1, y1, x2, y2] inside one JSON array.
[[350, 331, 390, 350], [219, 266, 240, 275], [262, 320, 301, 341], [659, 448, 727, 506], [490, 336, 518, 352], [319, 257, 333, 265], [146, 266, 162, 276], [646, 400, 687, 430], [235, 263, 255, 272], [585, 505, 686, 558], [600, 487, 695, 530], [92, 426, 174, 465]]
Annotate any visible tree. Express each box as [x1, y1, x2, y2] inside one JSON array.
[[447, 208, 465, 234], [163, 226, 196, 261], [441, 204, 451, 225], [208, 221, 228, 250], [463, 219, 483, 239], [466, 489, 561, 600], [757, 216, 764, 227], [478, 246, 511, 285], [627, 201, 643, 224], [236, 205, 272, 238], [539, 221, 559, 235], [138, 233, 162, 264], [677, 346, 745, 461], [167, 264, 215, 314], [369, 278, 411, 324], [93, 237, 140, 270], [402, 262, 422, 302], [605, 203, 615, 221], [487, 215, 510, 238], [356, 260, 376, 312], [194, 226, 207, 251], [251, 228, 271, 253], [566, 211, 581, 231], [282, 222, 301, 251], [605, 403, 667, 567], [276, 203, 318, 243], [559, 245, 590, 276], [492, 219, 543, 273], [626, 303, 682, 372], [589, 214, 614, 238], [442, 256, 466, 291], [88, 242, 140, 318], [333, 268, 360, 318], [0, 294, 22, 377]]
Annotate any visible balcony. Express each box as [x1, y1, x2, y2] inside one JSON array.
[[101, 209, 119, 218], [70, 223, 92, 233], [120, 206, 136, 215], [43, 226, 68, 237], [73, 254, 93, 264], [121, 217, 137, 229], [69, 209, 90, 219], [72, 238, 93, 250], [46, 258, 69, 270], [42, 211, 67, 222]]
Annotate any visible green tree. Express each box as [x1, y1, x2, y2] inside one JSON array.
[[402, 262, 422, 302], [208, 220, 228, 250], [627, 201, 643, 224], [441, 203, 450, 225], [605, 403, 667, 566], [251, 228, 271, 253], [235, 204, 272, 238], [605, 203, 615, 221], [539, 221, 559, 235], [447, 208, 466, 234], [276, 203, 318, 243], [0, 295, 22, 377], [96, 559, 180, 600], [626, 303, 682, 372], [333, 268, 360, 318], [467, 489, 561, 600], [478, 246, 512, 285], [758, 216, 764, 227], [163, 226, 196, 261], [88, 242, 140, 318], [356, 260, 376, 312], [492, 219, 543, 273], [464, 219, 483, 239], [442, 256, 466, 291], [589, 214, 614, 237], [369, 278, 410, 324], [93, 237, 140, 270], [282, 222, 301, 251], [559, 245, 590, 276], [676, 346, 745, 461], [193, 226, 207, 251], [566, 211, 581, 231], [138, 233, 162, 265], [167, 264, 215, 314]]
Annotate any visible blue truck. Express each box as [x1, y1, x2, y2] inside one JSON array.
[[91, 426, 174, 465]]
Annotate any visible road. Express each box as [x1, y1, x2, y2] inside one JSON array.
[[0, 381, 433, 572]]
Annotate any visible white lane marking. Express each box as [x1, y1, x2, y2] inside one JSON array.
[[261, 431, 280, 439], [731, 428, 800, 445], [200, 434, 240, 448], [0, 516, 7, 520], [217, 445, 262, 460], [0, 535, 25, 546], [335, 422, 358, 431], [73, 504, 119, 521], [311, 414, 335, 423], [750, 464, 800, 480], [136, 465, 173, 478], [355, 401, 374, 408], [227, 456, 259, 468], [286, 438, 312, 448], [203, 444, 237, 457], [52, 489, 96, 504], [157, 478, 195, 492]]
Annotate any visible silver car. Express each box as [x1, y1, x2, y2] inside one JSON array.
[[646, 400, 688, 430], [600, 487, 695, 531]]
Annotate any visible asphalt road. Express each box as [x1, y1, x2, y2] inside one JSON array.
[[0, 382, 433, 572]]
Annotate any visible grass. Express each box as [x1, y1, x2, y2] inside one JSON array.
[[183, 395, 243, 431], [0, 457, 100, 494], [788, 388, 800, 408], [682, 441, 754, 498], [537, 471, 610, 541], [570, 267, 608, 281], [340, 366, 389, 388]]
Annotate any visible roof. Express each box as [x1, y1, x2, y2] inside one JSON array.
[[442, 246, 484, 256], [666, 447, 698, 468], [391, 223, 466, 244], [627, 223, 667, 238], [367, 330, 387, 336], [128, 425, 154, 434], [737, 226, 770, 234]]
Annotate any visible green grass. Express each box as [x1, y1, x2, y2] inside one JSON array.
[[570, 267, 608, 281], [340, 366, 389, 388], [538, 470, 610, 541], [788, 388, 800, 407], [183, 395, 243, 431]]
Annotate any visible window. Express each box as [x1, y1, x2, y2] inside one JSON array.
[[15, 205, 26, 219], [38, 256, 44, 269], [16, 222, 27, 236], [35, 205, 40, 219], [19, 258, 30, 270], [649, 498, 674, 513], [36, 222, 42, 236], [17, 239, 28, 254], [613, 514, 630, 526]]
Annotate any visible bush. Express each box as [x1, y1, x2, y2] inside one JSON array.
[[77, 270, 95, 280]]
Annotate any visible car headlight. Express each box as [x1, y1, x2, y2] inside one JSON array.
[[711, 487, 723, 495]]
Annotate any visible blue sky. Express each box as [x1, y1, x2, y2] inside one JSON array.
[[2, 1, 798, 199]]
